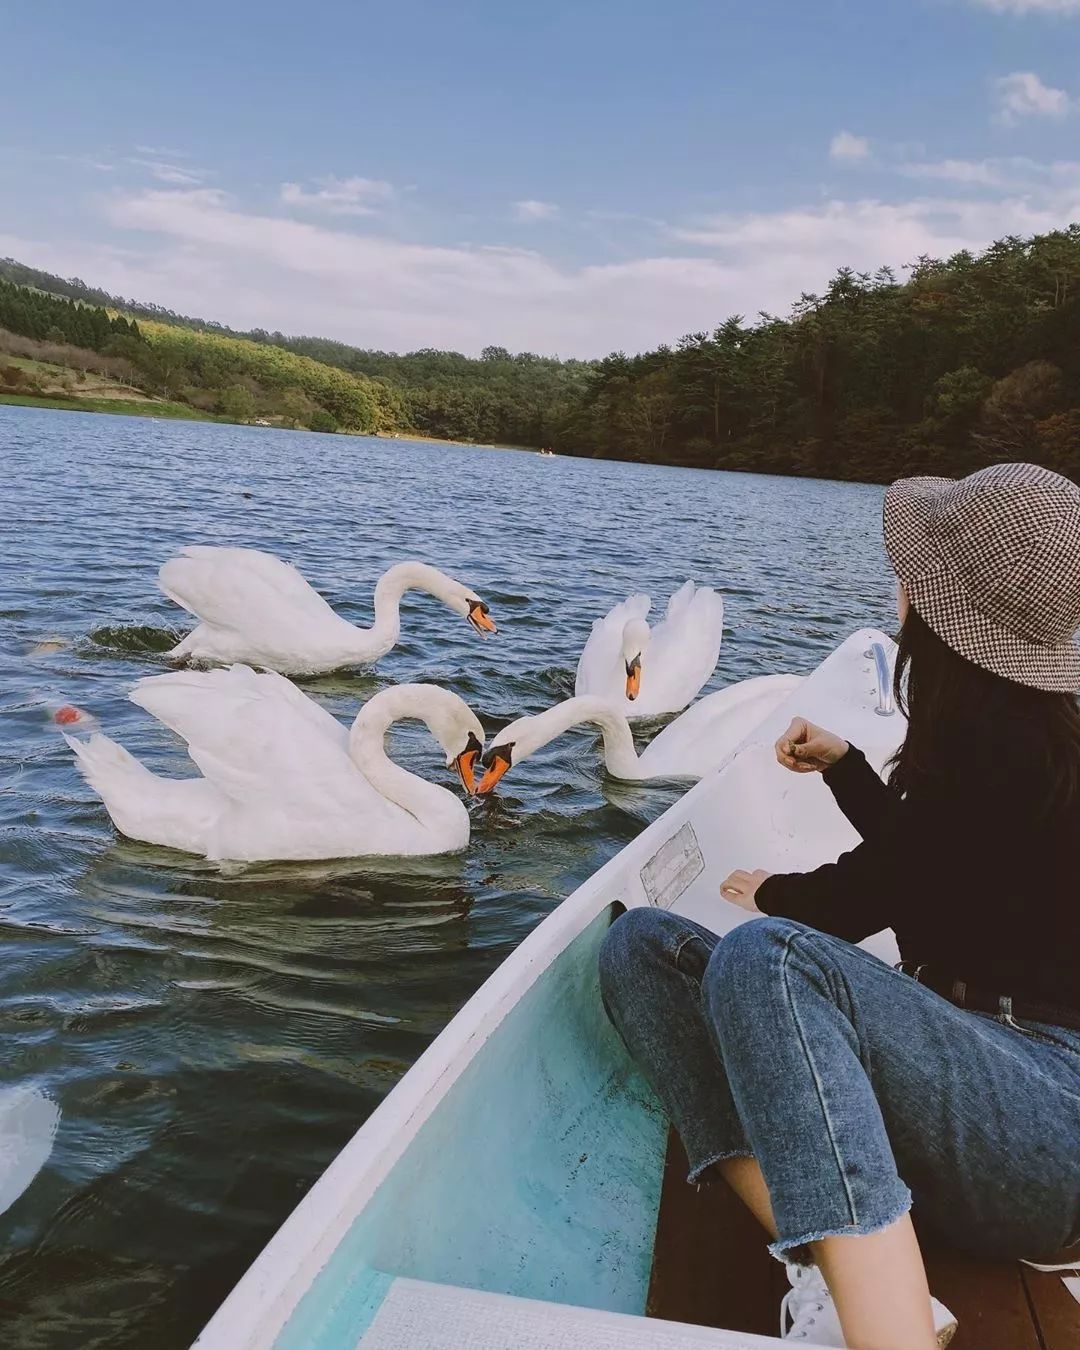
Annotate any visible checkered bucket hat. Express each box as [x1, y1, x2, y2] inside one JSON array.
[[883, 462, 1080, 693]]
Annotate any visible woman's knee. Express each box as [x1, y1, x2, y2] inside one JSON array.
[[708, 913, 802, 966], [703, 915, 808, 1003], [599, 906, 681, 981]]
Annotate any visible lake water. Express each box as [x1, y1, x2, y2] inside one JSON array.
[[0, 406, 893, 1348]]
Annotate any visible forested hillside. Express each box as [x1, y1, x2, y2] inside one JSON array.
[[0, 277, 390, 431], [0, 278, 142, 350], [3, 225, 1080, 480], [564, 229, 1080, 483], [0, 259, 589, 446], [274, 341, 593, 449]]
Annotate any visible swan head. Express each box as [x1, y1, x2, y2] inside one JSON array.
[[472, 715, 532, 796], [350, 683, 487, 793], [464, 596, 497, 635], [421, 690, 487, 793], [387, 562, 497, 635], [621, 619, 651, 701], [474, 697, 619, 795], [450, 727, 484, 792], [439, 577, 497, 635]]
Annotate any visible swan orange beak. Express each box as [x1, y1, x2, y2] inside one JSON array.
[[625, 655, 642, 701], [453, 733, 482, 794], [475, 744, 513, 795], [467, 599, 497, 635]]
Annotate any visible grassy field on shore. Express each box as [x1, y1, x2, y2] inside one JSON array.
[[0, 390, 214, 420]]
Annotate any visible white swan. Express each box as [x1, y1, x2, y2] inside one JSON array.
[[160, 547, 498, 675], [574, 582, 724, 719], [0, 1086, 59, 1217], [476, 674, 802, 791], [65, 667, 485, 861]]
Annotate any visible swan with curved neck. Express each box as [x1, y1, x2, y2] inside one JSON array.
[[477, 674, 802, 792], [65, 668, 485, 861], [575, 582, 725, 719], [346, 684, 485, 853], [161, 547, 497, 675]]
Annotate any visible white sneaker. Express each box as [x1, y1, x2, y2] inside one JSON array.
[[780, 1262, 958, 1346]]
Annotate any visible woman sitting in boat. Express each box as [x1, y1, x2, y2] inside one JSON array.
[[600, 462, 1080, 1350]]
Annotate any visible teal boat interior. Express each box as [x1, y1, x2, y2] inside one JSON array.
[[254, 903, 1077, 1350], [274, 905, 668, 1348]]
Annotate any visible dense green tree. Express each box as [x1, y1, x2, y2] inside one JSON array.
[[560, 226, 1080, 482], [217, 384, 256, 421], [275, 385, 318, 427], [0, 279, 145, 352], [308, 408, 339, 433]]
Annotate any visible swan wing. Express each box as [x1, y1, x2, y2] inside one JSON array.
[[66, 729, 224, 854], [574, 593, 651, 699], [637, 582, 725, 715], [129, 666, 367, 810], [159, 546, 342, 630], [639, 673, 802, 779]]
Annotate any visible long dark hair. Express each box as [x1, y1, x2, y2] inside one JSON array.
[[888, 606, 1080, 817]]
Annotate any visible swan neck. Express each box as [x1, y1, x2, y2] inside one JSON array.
[[532, 698, 639, 778], [348, 692, 463, 830], [366, 566, 411, 655], [591, 706, 641, 778], [366, 563, 457, 658]]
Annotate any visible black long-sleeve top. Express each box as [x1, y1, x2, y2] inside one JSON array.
[[756, 730, 1079, 1011]]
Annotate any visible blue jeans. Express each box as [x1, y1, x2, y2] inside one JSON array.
[[599, 909, 1080, 1262]]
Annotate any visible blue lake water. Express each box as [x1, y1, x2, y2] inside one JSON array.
[[0, 405, 893, 1347]]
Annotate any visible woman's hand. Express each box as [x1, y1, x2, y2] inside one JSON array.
[[775, 717, 849, 774], [720, 868, 772, 912]]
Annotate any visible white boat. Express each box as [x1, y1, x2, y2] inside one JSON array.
[[193, 630, 912, 1349]]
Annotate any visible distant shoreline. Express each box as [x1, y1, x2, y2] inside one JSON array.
[[0, 392, 533, 451], [0, 395, 909, 485], [378, 429, 533, 451]]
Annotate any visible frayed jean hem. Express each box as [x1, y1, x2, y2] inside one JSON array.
[[768, 1189, 913, 1267], [686, 1148, 754, 1186]]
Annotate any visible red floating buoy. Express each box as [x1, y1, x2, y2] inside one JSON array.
[[54, 705, 83, 725]]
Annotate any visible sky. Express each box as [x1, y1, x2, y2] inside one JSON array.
[[3, 0, 1080, 357]]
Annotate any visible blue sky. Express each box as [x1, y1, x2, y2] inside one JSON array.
[[3, 0, 1080, 355]]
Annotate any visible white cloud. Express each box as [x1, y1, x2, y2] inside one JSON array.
[[8, 161, 1076, 359], [512, 199, 559, 222], [970, 0, 1080, 13], [128, 157, 205, 185], [53, 153, 117, 173], [134, 144, 192, 159], [829, 131, 871, 161], [674, 190, 1078, 254], [995, 71, 1071, 122], [279, 175, 395, 216], [897, 155, 1080, 189], [898, 158, 1008, 186]]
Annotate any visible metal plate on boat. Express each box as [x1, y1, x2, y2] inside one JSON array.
[[640, 823, 705, 909]]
